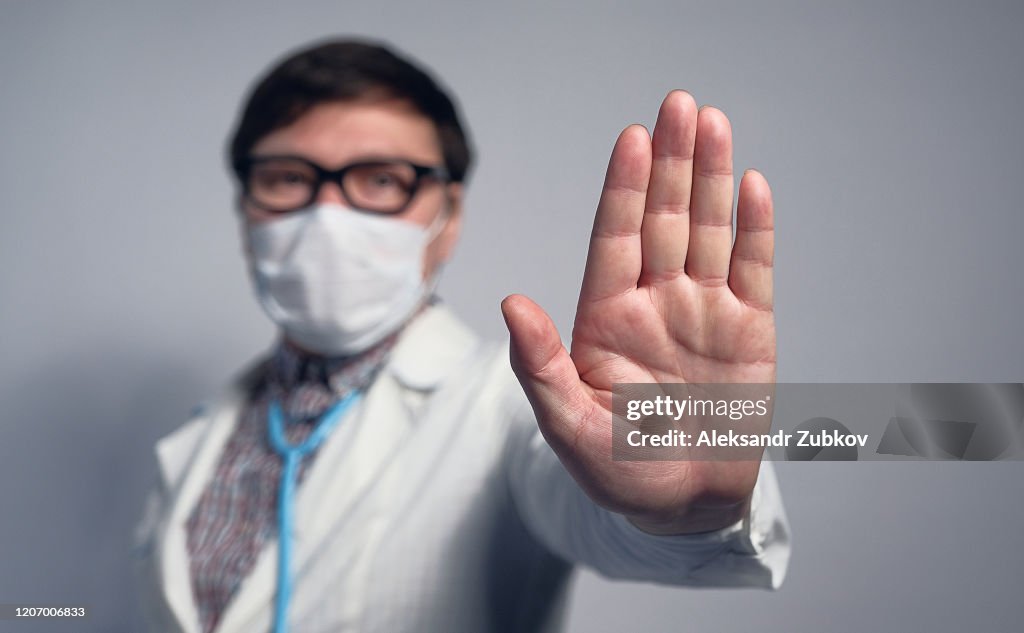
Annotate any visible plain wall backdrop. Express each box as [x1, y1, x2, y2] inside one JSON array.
[[1, 1, 1022, 631]]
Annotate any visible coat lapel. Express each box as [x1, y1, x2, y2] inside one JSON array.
[[213, 304, 479, 632], [154, 372, 255, 633]]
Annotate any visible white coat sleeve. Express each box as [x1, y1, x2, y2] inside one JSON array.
[[503, 377, 791, 589]]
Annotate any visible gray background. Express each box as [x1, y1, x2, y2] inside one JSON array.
[[1, 1, 1022, 631]]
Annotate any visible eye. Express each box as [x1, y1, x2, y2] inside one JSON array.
[[245, 159, 320, 211], [279, 171, 308, 185], [370, 172, 394, 187], [260, 169, 312, 188], [367, 169, 411, 191], [250, 162, 316, 191], [349, 164, 416, 194], [344, 162, 419, 211]]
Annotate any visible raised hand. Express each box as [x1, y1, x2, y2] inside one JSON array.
[[501, 90, 776, 535]]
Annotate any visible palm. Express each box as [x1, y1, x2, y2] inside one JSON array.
[[502, 91, 775, 535], [571, 278, 775, 389]]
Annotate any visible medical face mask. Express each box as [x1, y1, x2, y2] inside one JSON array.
[[245, 203, 447, 356]]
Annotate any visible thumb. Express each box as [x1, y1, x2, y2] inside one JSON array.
[[500, 294, 591, 450]]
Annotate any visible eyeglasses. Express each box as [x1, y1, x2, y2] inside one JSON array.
[[234, 155, 450, 215]]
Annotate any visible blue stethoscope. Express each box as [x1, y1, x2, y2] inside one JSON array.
[[267, 391, 361, 633]]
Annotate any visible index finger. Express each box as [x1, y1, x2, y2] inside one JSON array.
[[578, 125, 651, 304]]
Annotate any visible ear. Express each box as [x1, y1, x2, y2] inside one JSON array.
[[434, 182, 464, 263], [236, 193, 255, 256]]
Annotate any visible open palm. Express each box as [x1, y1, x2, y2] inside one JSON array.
[[502, 91, 776, 535]]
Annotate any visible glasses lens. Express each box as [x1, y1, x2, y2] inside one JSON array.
[[247, 159, 317, 211], [343, 162, 418, 213]]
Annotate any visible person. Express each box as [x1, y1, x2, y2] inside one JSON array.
[[133, 38, 791, 633]]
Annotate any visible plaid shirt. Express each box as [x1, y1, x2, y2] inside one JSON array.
[[185, 335, 396, 633]]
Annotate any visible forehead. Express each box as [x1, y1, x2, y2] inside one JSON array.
[[250, 99, 442, 166]]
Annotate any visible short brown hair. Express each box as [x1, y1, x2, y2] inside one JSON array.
[[228, 38, 474, 183]]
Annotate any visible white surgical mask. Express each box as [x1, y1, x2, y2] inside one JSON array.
[[244, 203, 447, 356]]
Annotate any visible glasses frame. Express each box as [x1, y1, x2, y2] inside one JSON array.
[[234, 154, 451, 215]]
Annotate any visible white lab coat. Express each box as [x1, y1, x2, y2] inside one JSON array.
[[133, 303, 790, 633]]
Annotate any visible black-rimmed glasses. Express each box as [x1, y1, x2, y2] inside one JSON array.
[[234, 155, 450, 214]]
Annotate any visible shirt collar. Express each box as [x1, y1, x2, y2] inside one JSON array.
[[265, 329, 398, 405]]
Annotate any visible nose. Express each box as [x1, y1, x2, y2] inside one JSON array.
[[315, 181, 347, 207]]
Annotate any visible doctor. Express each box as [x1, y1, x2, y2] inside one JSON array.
[[134, 39, 790, 633]]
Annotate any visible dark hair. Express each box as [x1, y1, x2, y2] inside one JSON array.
[[228, 39, 473, 183]]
